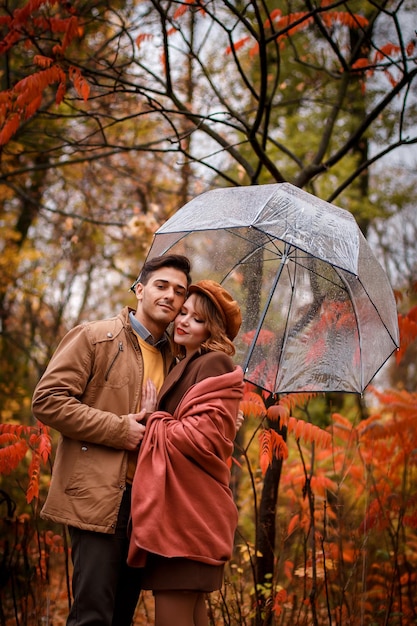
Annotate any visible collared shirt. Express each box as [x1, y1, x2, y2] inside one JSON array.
[[129, 311, 169, 349]]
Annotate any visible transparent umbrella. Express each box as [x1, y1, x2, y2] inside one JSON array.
[[145, 183, 399, 394]]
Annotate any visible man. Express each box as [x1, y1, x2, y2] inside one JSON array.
[[32, 254, 192, 626]]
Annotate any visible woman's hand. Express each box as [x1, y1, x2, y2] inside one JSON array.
[[236, 408, 245, 431], [141, 379, 157, 414]]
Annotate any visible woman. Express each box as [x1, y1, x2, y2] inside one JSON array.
[[128, 280, 244, 626]]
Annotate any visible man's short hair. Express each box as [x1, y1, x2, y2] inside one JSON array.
[[130, 254, 192, 291]]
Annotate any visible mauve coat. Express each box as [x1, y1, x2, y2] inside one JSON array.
[[128, 350, 244, 567]]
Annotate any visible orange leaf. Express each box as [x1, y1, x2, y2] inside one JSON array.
[[240, 392, 266, 419], [374, 42, 401, 62], [271, 430, 288, 460], [0, 113, 21, 145], [61, 15, 81, 52], [225, 36, 250, 55], [259, 429, 288, 475], [56, 79, 66, 105], [273, 588, 288, 617], [310, 475, 337, 496], [24, 93, 42, 119], [406, 40, 415, 56], [301, 421, 313, 443], [37, 427, 52, 464], [384, 68, 398, 88], [249, 42, 260, 57], [0, 436, 28, 474], [259, 429, 272, 475], [406, 305, 417, 323], [34, 55, 54, 68], [283, 559, 294, 579], [173, 1, 192, 19], [267, 403, 289, 425], [27, 452, 41, 503], [322, 12, 368, 29], [287, 416, 298, 435], [295, 419, 305, 440], [287, 417, 332, 448], [280, 392, 318, 413], [69, 67, 90, 101], [287, 513, 300, 537], [331, 412, 353, 430], [172, 0, 206, 20], [136, 33, 153, 48], [352, 58, 370, 70]]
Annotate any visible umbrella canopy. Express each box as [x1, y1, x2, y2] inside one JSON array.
[[145, 183, 399, 394]]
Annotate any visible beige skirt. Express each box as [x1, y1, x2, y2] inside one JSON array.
[[141, 553, 224, 592]]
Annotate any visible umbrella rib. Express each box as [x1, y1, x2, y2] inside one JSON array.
[[273, 252, 300, 392], [220, 229, 285, 283], [332, 268, 399, 391], [242, 243, 291, 375], [229, 227, 358, 275], [335, 269, 366, 392], [357, 278, 400, 348]]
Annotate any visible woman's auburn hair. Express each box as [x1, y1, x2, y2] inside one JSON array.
[[174, 292, 236, 358]]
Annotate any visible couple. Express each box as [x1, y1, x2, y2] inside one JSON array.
[[32, 254, 244, 626]]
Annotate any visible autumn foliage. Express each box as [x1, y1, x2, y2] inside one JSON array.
[[0, 421, 51, 502], [1, 0, 416, 148], [0, 0, 89, 145], [1, 323, 416, 625], [1, 292, 416, 622], [234, 357, 417, 623]]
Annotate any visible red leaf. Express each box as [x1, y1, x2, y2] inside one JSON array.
[[0, 436, 28, 474], [33, 55, 54, 68], [0, 113, 21, 145], [396, 313, 417, 363], [259, 429, 272, 475], [259, 428, 288, 475], [24, 93, 42, 119], [27, 452, 41, 503], [374, 42, 401, 63], [273, 588, 288, 617], [267, 403, 289, 425], [352, 58, 370, 70], [287, 514, 300, 537], [56, 79, 67, 105], [136, 33, 153, 48], [271, 430, 288, 460], [225, 36, 250, 55], [406, 40, 415, 56], [240, 391, 266, 420]]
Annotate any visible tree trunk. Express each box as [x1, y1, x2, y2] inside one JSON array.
[[255, 419, 287, 626]]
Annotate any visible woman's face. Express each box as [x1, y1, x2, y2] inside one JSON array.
[[174, 293, 210, 356]]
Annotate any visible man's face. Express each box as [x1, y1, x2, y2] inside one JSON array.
[[134, 267, 188, 336]]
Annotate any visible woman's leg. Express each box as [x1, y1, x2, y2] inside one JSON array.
[[193, 593, 209, 626], [154, 591, 208, 626]]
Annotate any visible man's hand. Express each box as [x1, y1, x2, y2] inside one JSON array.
[[125, 410, 147, 450]]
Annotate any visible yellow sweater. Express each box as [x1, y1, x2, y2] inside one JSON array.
[[126, 334, 165, 483]]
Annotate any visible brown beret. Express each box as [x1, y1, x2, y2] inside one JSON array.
[[188, 280, 242, 340]]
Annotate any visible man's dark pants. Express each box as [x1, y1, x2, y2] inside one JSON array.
[[67, 486, 142, 626]]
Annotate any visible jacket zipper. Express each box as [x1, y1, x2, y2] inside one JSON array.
[[105, 342, 124, 380]]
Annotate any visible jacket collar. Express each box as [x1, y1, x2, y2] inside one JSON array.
[[128, 310, 169, 349]]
